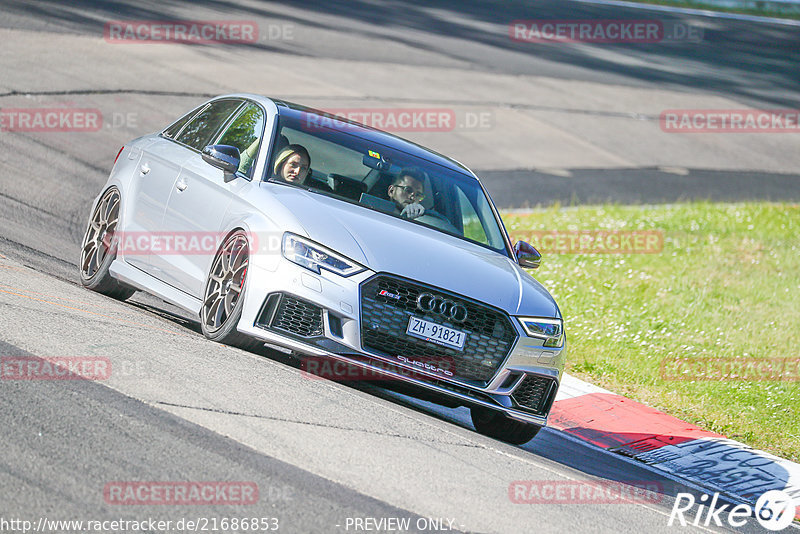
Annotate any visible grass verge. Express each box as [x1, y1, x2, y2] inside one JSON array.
[[503, 202, 800, 462], [619, 0, 800, 20]]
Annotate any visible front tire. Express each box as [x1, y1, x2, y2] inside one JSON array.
[[470, 406, 541, 445], [79, 187, 135, 300], [200, 230, 261, 350]]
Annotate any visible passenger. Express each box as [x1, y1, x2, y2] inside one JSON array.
[[273, 144, 311, 184], [388, 168, 427, 219], [238, 138, 260, 176]]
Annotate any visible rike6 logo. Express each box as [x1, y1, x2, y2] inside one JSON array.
[[669, 490, 797, 531]]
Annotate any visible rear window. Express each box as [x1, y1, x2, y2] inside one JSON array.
[[162, 104, 203, 139]]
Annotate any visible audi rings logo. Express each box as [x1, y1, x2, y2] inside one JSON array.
[[416, 293, 468, 323]]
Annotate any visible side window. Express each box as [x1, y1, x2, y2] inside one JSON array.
[[162, 105, 203, 139], [175, 99, 242, 150], [215, 103, 266, 178], [456, 188, 489, 244]]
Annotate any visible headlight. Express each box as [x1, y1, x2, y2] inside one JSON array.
[[517, 317, 564, 348], [282, 233, 365, 277]]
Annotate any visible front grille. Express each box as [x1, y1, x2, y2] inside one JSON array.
[[359, 275, 517, 386], [260, 293, 323, 338], [511, 375, 556, 415]]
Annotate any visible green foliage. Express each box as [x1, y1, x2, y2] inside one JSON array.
[[624, 0, 800, 20], [503, 202, 800, 461]]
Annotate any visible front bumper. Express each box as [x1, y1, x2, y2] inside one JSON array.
[[236, 259, 566, 426]]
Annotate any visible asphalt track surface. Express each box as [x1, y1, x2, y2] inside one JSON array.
[[0, 1, 798, 533]]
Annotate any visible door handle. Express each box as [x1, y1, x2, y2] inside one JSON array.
[[139, 164, 150, 175], [176, 178, 188, 192]]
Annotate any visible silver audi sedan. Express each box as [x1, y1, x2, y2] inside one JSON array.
[[79, 94, 566, 444]]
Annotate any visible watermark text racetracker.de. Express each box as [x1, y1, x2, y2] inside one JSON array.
[[103, 20, 294, 44], [104, 481, 258, 505], [300, 354, 456, 381], [510, 19, 702, 43], [0, 516, 279, 533], [0, 108, 102, 132], [512, 230, 663, 254], [509, 480, 664, 504], [104, 231, 282, 256], [302, 108, 494, 133], [104, 20, 293, 44], [660, 356, 800, 381], [0, 108, 138, 132], [1, 357, 111, 380], [661, 109, 800, 133], [0, 356, 186, 382]]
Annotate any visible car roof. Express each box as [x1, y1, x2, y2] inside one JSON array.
[[264, 98, 475, 177], [211, 93, 479, 180]]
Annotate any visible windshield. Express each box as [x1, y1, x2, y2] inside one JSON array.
[[266, 114, 510, 255]]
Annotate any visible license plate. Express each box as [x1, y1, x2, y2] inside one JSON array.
[[406, 316, 467, 350]]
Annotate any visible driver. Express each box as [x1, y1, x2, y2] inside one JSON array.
[[273, 144, 311, 184], [271, 144, 333, 193], [388, 168, 427, 220]]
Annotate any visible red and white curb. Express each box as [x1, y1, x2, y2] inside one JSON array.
[[551, 373, 800, 522]]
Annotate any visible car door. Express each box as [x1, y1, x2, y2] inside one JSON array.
[[135, 98, 244, 285], [157, 101, 267, 298], [123, 105, 204, 273]]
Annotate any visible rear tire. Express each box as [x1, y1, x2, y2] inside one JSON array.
[[200, 230, 262, 351], [470, 406, 541, 445], [79, 187, 135, 300]]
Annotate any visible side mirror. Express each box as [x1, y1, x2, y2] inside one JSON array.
[[514, 241, 541, 269], [202, 145, 240, 182]]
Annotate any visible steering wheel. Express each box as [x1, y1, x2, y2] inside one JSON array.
[[415, 211, 459, 234]]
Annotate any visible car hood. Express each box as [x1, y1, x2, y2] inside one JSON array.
[[269, 186, 560, 317]]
